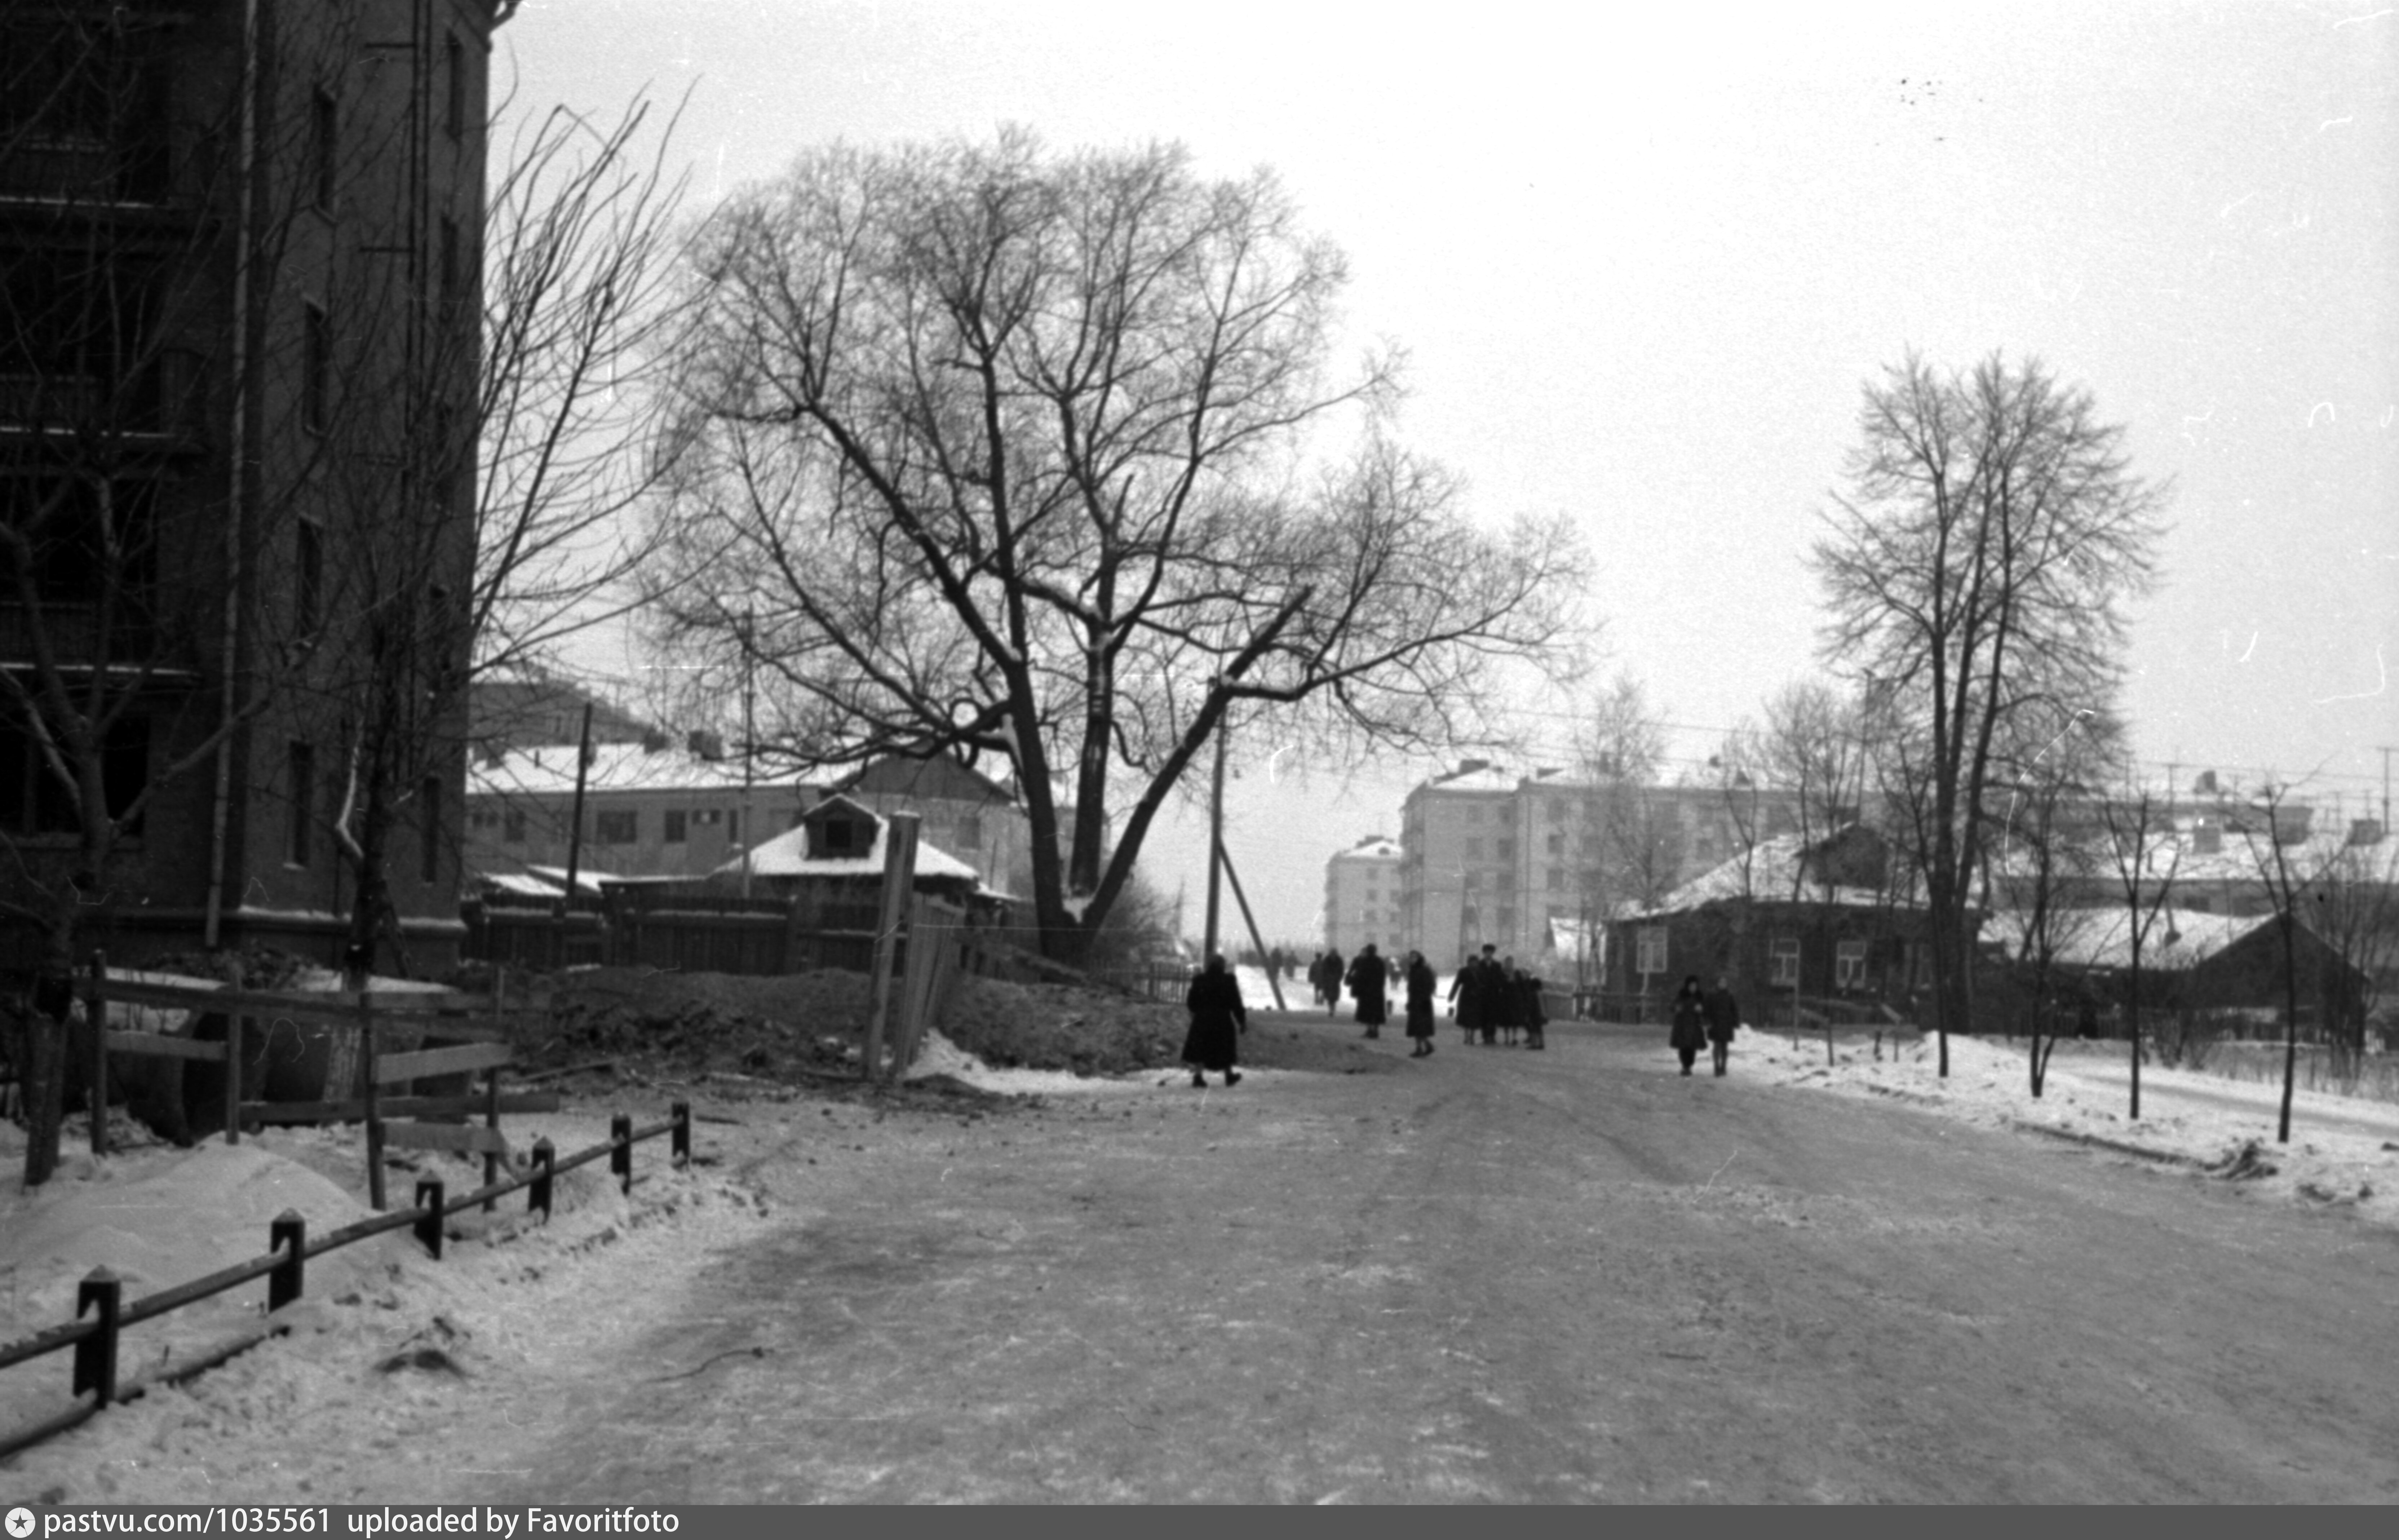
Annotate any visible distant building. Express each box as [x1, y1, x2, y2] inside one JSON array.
[[461, 745, 1078, 897], [1399, 760, 1801, 965], [1322, 835, 1402, 956], [468, 662, 658, 758]]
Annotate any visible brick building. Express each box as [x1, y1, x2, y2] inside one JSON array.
[[1, 1, 511, 971]]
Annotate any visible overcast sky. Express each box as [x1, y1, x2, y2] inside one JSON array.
[[513, 0, 2396, 941]]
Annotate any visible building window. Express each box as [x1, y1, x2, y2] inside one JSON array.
[[725, 809, 739, 845], [444, 32, 467, 139], [1835, 939, 1867, 990], [1770, 937, 1800, 987], [296, 519, 322, 637], [593, 809, 637, 845], [311, 89, 338, 211], [419, 776, 442, 883], [664, 809, 687, 844], [1464, 837, 1481, 860], [1466, 804, 1483, 823], [287, 742, 314, 866], [0, 716, 147, 836], [439, 215, 462, 318], [503, 807, 527, 844], [1496, 838, 1515, 862], [1546, 832, 1563, 854], [302, 302, 329, 433]]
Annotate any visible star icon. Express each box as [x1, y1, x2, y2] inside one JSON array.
[[6, 1507, 38, 1539]]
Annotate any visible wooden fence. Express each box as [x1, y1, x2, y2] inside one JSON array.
[[80, 955, 554, 1210], [0, 1104, 690, 1460]]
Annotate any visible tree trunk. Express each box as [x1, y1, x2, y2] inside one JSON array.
[[21, 918, 79, 1187]]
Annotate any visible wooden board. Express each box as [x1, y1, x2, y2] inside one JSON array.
[[100, 1031, 227, 1062], [88, 978, 546, 1029], [241, 1093, 559, 1122], [375, 1042, 517, 1083], [378, 1122, 513, 1156]]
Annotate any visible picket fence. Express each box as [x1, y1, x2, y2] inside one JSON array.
[[0, 1103, 691, 1460]]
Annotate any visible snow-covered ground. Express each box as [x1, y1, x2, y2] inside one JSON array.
[[1, 1108, 771, 1499], [1732, 1026, 2397, 1223], [5, 1003, 2393, 1495]]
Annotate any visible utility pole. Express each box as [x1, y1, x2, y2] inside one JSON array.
[[2380, 745, 2394, 835], [1204, 692, 1227, 962]]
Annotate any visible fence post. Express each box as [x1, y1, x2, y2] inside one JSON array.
[[611, 1112, 633, 1194], [530, 1137, 554, 1220], [362, 991, 385, 1212], [483, 968, 505, 1211], [269, 1209, 306, 1311], [87, 951, 109, 1156], [671, 1100, 690, 1167], [414, 1177, 446, 1259], [72, 1267, 121, 1405]]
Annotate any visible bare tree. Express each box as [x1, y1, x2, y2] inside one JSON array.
[[1811, 352, 2167, 1075], [642, 132, 1592, 961], [1759, 677, 1871, 898], [305, 88, 693, 977], [2239, 780, 2316, 1145], [2094, 776, 2182, 1119], [1983, 707, 2118, 1096]]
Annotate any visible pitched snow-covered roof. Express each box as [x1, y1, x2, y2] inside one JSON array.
[[2032, 907, 2278, 972], [717, 818, 982, 883], [467, 742, 788, 799], [1631, 830, 1907, 918], [1332, 835, 1401, 862]]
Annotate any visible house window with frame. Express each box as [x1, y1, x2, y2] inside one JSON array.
[[593, 809, 637, 845], [1463, 837, 1481, 860], [295, 519, 323, 637], [286, 741, 314, 867], [663, 809, 687, 844], [444, 32, 467, 139], [302, 302, 329, 433], [311, 89, 338, 211], [502, 807, 527, 844], [1834, 939, 1867, 990], [419, 776, 442, 883], [1770, 936, 1801, 987]]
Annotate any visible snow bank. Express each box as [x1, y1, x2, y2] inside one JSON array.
[[1740, 1027, 2399, 1226], [0, 1109, 772, 1497]]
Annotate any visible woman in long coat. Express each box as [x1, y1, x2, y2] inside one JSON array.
[[1347, 944, 1390, 1039], [1487, 954, 1521, 1045], [1404, 950, 1437, 1057], [1668, 974, 1708, 1076], [1182, 954, 1247, 1088], [1447, 954, 1482, 1045]]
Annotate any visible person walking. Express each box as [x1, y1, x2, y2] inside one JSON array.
[[1448, 950, 1483, 1045], [1320, 947, 1345, 1018], [1182, 953, 1247, 1088], [1516, 961, 1548, 1050], [1477, 946, 1507, 1045], [1404, 950, 1438, 1057], [1668, 974, 1708, 1076], [1702, 974, 1741, 1076], [1347, 943, 1390, 1039], [1492, 952, 1524, 1045]]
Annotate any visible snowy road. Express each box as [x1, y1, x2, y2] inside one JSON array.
[[421, 1016, 2399, 1503]]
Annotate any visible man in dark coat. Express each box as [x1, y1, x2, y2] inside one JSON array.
[[1182, 954, 1247, 1088], [1448, 950, 1483, 1044], [1320, 948, 1345, 1017], [1669, 974, 1708, 1075], [1347, 944, 1390, 1038], [1702, 975, 1741, 1076], [1404, 950, 1438, 1057], [1476, 946, 1509, 1044]]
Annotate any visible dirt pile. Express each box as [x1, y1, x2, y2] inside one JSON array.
[[519, 967, 1191, 1084]]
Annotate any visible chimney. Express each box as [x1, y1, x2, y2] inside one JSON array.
[[1457, 758, 1490, 776], [688, 730, 725, 761], [2350, 818, 2386, 847]]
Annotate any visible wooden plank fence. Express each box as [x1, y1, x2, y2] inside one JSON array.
[[0, 1103, 691, 1460], [79, 954, 554, 1210]]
